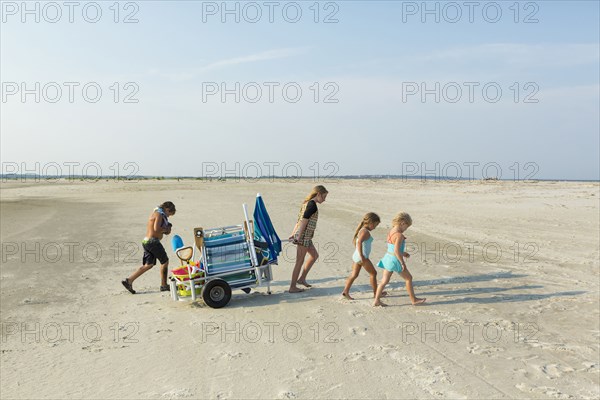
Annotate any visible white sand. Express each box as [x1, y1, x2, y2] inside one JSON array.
[[1, 179, 598, 399]]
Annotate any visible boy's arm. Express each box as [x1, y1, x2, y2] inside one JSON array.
[[153, 212, 170, 233]]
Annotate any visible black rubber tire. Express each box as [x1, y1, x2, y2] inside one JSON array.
[[201, 279, 232, 308]]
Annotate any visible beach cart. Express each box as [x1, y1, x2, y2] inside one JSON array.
[[168, 194, 282, 308]]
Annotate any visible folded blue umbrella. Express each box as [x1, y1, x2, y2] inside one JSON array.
[[253, 194, 281, 261]]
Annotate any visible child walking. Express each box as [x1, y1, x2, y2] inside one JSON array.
[[342, 212, 382, 300], [122, 202, 176, 294], [289, 185, 328, 293], [373, 212, 426, 307]]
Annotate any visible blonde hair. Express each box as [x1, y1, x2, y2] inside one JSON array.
[[303, 185, 329, 203], [353, 212, 380, 245], [392, 212, 412, 227]]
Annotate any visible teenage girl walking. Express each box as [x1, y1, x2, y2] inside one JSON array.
[[289, 185, 328, 293]]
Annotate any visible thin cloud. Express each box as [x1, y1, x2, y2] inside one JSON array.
[[154, 47, 310, 82], [416, 43, 600, 68], [202, 48, 308, 71]]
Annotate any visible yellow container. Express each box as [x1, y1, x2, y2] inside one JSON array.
[[177, 283, 202, 297], [171, 264, 204, 297]]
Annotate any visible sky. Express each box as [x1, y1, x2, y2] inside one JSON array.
[[1, 0, 599, 180]]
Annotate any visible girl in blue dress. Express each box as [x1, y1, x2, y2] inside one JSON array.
[[374, 212, 426, 307], [342, 212, 381, 300]]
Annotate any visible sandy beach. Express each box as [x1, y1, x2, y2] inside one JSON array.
[[0, 179, 598, 399]]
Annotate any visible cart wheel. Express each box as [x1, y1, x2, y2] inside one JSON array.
[[242, 288, 251, 294], [201, 279, 232, 308]]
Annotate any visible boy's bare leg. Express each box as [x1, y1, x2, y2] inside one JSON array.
[[342, 263, 361, 300], [373, 270, 392, 307], [297, 244, 318, 287], [400, 268, 426, 305], [289, 245, 308, 293], [160, 261, 169, 287], [128, 264, 154, 283]]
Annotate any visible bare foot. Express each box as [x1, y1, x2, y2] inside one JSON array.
[[342, 292, 354, 300], [373, 301, 388, 307], [412, 298, 426, 305], [297, 280, 312, 288], [288, 287, 305, 293]]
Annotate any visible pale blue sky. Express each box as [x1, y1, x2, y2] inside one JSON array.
[[1, 1, 599, 180]]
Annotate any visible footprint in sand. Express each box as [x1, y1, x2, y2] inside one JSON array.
[[21, 298, 48, 305], [81, 344, 104, 353], [292, 366, 316, 380], [278, 391, 297, 399], [349, 326, 368, 336], [343, 351, 377, 362], [580, 362, 599, 373], [467, 344, 505, 355], [508, 354, 538, 363], [529, 342, 589, 356], [210, 352, 243, 361], [368, 344, 398, 352], [314, 305, 325, 320], [414, 309, 449, 317], [387, 350, 429, 367], [386, 352, 451, 393], [160, 388, 194, 399], [515, 383, 573, 399], [536, 364, 575, 379], [349, 310, 364, 318]]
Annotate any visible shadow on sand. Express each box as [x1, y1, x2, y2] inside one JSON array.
[[188, 271, 586, 309]]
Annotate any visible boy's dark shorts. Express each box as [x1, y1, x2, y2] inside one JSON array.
[[142, 238, 169, 266]]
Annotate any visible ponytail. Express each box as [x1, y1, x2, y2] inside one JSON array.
[[353, 212, 381, 245]]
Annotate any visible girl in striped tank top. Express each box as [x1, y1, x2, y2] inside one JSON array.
[[289, 185, 328, 293]]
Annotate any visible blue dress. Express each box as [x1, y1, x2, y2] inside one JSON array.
[[377, 240, 405, 273]]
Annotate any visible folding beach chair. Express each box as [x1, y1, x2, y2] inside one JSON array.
[[168, 195, 281, 308]]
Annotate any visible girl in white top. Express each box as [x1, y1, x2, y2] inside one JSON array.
[[342, 212, 382, 300]]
